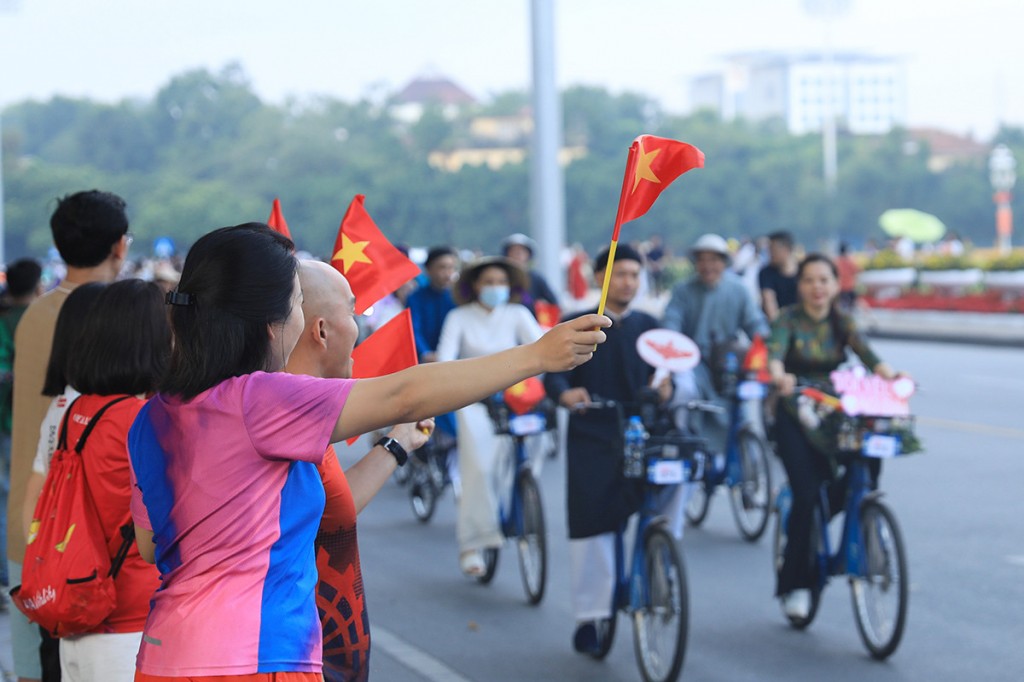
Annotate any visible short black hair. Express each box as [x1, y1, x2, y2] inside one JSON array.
[[50, 190, 129, 268], [42, 283, 107, 397], [593, 243, 643, 274], [67, 280, 170, 396], [768, 231, 795, 249], [425, 246, 457, 269], [161, 223, 297, 400], [5, 258, 42, 297]]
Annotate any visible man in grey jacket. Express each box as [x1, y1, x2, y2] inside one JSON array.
[[662, 233, 769, 452]]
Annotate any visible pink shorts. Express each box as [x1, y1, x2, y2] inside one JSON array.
[[135, 672, 321, 682]]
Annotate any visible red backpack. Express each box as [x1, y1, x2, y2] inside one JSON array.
[[11, 395, 136, 637]]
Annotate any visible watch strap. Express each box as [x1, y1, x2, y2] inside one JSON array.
[[375, 436, 408, 467]]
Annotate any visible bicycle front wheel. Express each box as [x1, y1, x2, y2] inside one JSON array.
[[729, 427, 773, 542], [850, 499, 908, 660], [684, 482, 711, 527], [633, 526, 688, 682], [516, 471, 547, 605]]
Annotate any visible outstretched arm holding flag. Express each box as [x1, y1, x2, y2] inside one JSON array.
[[597, 135, 705, 316]]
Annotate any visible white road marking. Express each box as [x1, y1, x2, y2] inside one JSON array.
[[917, 416, 1024, 440], [1006, 556, 1024, 567], [373, 624, 475, 682]]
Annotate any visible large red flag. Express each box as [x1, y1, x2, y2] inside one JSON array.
[[613, 135, 705, 239], [331, 195, 420, 315], [267, 198, 293, 239], [347, 308, 418, 444]]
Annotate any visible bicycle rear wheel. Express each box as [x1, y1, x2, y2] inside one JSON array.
[[850, 499, 908, 660], [516, 471, 547, 605], [633, 527, 688, 682], [772, 508, 822, 629], [729, 427, 773, 542], [684, 482, 711, 527]]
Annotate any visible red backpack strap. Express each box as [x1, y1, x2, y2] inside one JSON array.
[[55, 395, 84, 452], [68, 394, 137, 577], [73, 395, 133, 454]]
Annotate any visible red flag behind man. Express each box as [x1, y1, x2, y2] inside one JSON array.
[[331, 195, 420, 315], [346, 309, 418, 444], [267, 198, 293, 239]]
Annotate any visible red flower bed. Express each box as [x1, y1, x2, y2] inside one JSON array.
[[864, 290, 1023, 314]]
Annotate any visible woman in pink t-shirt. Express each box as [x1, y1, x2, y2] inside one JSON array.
[[129, 224, 610, 682]]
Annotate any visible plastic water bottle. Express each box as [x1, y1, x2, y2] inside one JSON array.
[[623, 416, 648, 479]]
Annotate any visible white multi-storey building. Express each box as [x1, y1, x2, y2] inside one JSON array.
[[691, 51, 907, 135]]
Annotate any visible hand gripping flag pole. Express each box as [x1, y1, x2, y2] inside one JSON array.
[[596, 135, 705, 316]]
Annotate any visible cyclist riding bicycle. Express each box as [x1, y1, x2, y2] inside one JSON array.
[[662, 233, 769, 469], [768, 253, 912, 620], [544, 244, 673, 655]]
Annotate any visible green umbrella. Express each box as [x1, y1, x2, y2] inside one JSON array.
[[878, 208, 946, 243]]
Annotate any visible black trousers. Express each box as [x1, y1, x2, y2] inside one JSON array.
[[774, 407, 832, 596]]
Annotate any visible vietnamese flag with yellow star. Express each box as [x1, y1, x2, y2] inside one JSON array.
[[267, 197, 293, 239], [331, 195, 420, 315], [597, 135, 704, 316], [614, 135, 704, 238]]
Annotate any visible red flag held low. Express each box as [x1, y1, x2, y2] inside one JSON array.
[[346, 309, 419, 444], [331, 195, 420, 315]]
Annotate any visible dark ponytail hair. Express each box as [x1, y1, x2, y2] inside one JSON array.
[[796, 253, 848, 348], [161, 223, 297, 400]]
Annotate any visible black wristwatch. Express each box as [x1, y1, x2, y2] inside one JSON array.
[[375, 436, 409, 467]]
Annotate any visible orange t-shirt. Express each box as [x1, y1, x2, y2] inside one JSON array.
[[59, 394, 161, 633]]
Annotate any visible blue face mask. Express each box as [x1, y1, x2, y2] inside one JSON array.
[[479, 285, 510, 309]]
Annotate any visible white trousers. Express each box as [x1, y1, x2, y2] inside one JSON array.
[[59, 630, 142, 682], [455, 403, 504, 552]]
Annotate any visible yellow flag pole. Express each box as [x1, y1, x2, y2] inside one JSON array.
[[596, 143, 638, 317], [595, 239, 619, 317]]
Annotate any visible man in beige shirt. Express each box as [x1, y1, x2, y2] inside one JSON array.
[[8, 190, 131, 682]]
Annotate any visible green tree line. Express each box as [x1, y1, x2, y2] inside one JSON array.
[[2, 63, 1021, 261]]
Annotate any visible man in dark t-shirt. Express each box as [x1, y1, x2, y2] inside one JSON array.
[[758, 230, 799, 321]]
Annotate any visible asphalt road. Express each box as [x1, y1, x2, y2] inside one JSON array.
[[343, 338, 1024, 682]]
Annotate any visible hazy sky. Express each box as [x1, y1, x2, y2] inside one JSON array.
[[1, 0, 1020, 138]]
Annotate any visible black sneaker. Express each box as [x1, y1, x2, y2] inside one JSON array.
[[573, 622, 599, 654]]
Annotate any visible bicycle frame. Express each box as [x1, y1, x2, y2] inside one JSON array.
[[812, 457, 878, 587], [615, 486, 680, 613], [701, 380, 765, 488]]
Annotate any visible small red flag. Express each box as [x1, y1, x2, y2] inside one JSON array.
[[534, 301, 561, 331], [331, 195, 420, 315], [351, 309, 418, 380], [347, 308, 419, 444], [267, 198, 293, 239], [614, 135, 704, 239]]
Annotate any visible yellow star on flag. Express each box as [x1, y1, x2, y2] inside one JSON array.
[[332, 234, 373, 274], [632, 140, 662, 192]]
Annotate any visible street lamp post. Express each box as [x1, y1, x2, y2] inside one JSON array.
[[989, 144, 1017, 255]]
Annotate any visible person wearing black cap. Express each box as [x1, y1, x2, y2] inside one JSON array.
[[544, 243, 672, 655], [501, 233, 559, 315]]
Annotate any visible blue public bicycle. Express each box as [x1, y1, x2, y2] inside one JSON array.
[[685, 370, 774, 541], [475, 394, 554, 605], [576, 396, 707, 682], [773, 386, 914, 660]]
